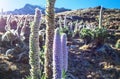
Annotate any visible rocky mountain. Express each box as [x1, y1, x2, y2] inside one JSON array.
[[5, 4, 71, 15]]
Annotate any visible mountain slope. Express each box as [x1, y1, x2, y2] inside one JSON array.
[[6, 4, 71, 15], [56, 6, 120, 29]]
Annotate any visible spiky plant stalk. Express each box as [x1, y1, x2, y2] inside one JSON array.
[[29, 8, 41, 79], [61, 33, 68, 72], [44, 0, 56, 79], [53, 28, 62, 79], [99, 6, 103, 28], [69, 22, 73, 32], [64, 15, 67, 28], [1, 8, 3, 18], [20, 15, 28, 36], [74, 20, 78, 33], [5, 14, 12, 31], [59, 16, 62, 29]]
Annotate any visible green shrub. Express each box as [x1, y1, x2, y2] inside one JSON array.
[[25, 76, 32, 79], [80, 27, 108, 45], [80, 28, 94, 39], [80, 28, 94, 44], [115, 39, 120, 49], [94, 27, 108, 39], [60, 27, 73, 40], [60, 26, 69, 34]]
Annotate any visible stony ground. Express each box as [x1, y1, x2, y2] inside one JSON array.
[[68, 39, 120, 79], [0, 53, 30, 79], [0, 37, 120, 79]]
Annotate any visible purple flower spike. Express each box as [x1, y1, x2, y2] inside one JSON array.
[[53, 28, 62, 79], [61, 33, 68, 72]]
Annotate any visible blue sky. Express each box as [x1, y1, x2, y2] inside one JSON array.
[[0, 0, 120, 11]]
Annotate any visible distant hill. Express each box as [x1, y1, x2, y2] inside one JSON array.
[[2, 5, 120, 29], [5, 4, 71, 15], [56, 6, 120, 29]]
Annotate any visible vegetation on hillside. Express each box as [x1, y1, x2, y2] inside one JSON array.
[[0, 5, 120, 79]]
